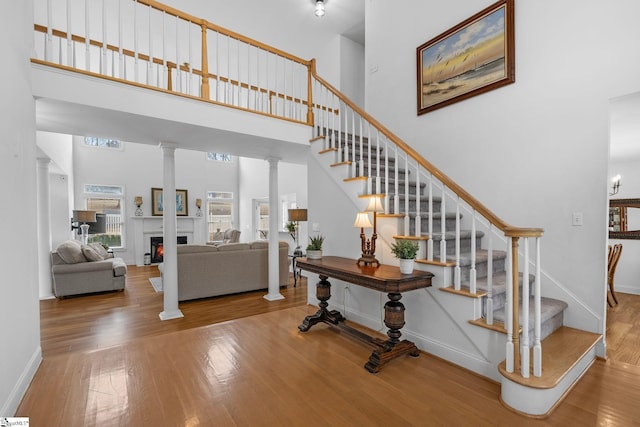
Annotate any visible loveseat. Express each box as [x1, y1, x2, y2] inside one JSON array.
[[176, 240, 289, 301], [50, 240, 127, 298]]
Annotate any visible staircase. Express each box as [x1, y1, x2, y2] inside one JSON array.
[[310, 119, 601, 417]]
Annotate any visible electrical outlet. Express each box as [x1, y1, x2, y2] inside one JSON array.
[[312, 222, 320, 232], [572, 212, 583, 226]]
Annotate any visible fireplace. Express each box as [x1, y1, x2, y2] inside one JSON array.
[[150, 236, 188, 263]]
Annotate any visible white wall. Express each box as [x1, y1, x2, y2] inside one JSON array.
[[609, 159, 640, 295], [361, 0, 640, 334], [72, 139, 239, 264], [0, 0, 42, 416], [340, 36, 365, 108]]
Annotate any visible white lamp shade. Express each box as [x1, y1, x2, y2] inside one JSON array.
[[353, 212, 373, 228], [365, 196, 384, 213]]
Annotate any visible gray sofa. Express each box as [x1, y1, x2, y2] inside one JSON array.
[[51, 240, 127, 298], [176, 240, 289, 301]]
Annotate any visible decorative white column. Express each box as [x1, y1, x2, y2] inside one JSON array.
[[37, 158, 54, 299], [264, 157, 284, 301], [159, 142, 184, 320]]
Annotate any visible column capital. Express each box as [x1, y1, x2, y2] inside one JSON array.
[[265, 156, 282, 164], [159, 142, 179, 151]]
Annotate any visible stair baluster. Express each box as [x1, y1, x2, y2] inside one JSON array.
[[522, 238, 530, 378]]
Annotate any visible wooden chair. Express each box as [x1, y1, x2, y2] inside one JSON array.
[[607, 244, 623, 307]]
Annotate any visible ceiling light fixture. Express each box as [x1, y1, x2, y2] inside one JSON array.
[[314, 0, 325, 17]]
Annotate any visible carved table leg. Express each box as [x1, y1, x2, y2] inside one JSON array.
[[298, 274, 344, 332], [365, 292, 419, 373]]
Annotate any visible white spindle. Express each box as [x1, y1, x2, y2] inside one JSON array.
[[454, 198, 461, 290], [505, 237, 514, 373], [486, 226, 494, 325], [215, 31, 220, 101], [384, 137, 389, 212], [428, 177, 433, 261], [404, 155, 409, 235], [375, 129, 381, 194], [470, 213, 477, 294], [533, 237, 542, 377], [521, 238, 530, 378], [358, 116, 364, 179], [394, 144, 399, 216], [134, 0, 139, 83], [118, 0, 124, 79], [101, 0, 107, 74], [46, 0, 53, 61], [415, 165, 421, 237], [187, 20, 192, 95], [147, 4, 153, 85], [85, 0, 90, 71], [66, 0, 73, 66], [175, 15, 180, 93], [440, 185, 446, 263], [351, 110, 356, 177]]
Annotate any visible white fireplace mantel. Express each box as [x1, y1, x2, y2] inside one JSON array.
[[131, 216, 205, 266]]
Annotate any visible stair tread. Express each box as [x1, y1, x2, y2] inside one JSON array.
[[492, 296, 568, 327], [498, 326, 601, 389]]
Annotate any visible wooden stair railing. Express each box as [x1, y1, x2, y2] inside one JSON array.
[[308, 60, 545, 379]]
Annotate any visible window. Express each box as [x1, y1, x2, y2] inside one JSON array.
[[84, 136, 122, 150], [207, 191, 234, 239], [84, 184, 125, 248], [206, 152, 233, 162]]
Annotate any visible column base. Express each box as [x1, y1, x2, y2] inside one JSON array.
[[263, 293, 285, 301], [159, 310, 184, 321]]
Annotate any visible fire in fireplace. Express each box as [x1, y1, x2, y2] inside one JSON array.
[[150, 236, 187, 263]]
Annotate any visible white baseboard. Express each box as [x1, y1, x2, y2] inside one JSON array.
[[1, 346, 42, 416], [615, 286, 640, 295]]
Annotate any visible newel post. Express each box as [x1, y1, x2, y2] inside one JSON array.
[[511, 236, 520, 368], [307, 59, 315, 126], [200, 20, 210, 100]]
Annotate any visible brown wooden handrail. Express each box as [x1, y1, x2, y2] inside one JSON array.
[[136, 0, 312, 69], [309, 60, 542, 238], [33, 24, 316, 121]]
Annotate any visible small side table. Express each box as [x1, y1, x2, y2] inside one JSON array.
[[288, 253, 305, 287]]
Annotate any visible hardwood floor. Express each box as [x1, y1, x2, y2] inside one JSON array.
[[16, 266, 640, 425]]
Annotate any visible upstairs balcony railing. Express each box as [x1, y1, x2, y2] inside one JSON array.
[[33, 0, 314, 125], [33, 0, 544, 381]]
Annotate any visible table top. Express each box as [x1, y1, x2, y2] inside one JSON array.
[[296, 256, 433, 293]]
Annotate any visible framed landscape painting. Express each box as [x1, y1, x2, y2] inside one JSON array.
[[151, 188, 189, 216], [416, 0, 514, 115]]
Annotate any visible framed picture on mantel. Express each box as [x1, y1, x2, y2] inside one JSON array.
[[416, 0, 515, 115], [151, 188, 189, 216]]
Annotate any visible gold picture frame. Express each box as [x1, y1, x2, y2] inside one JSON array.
[[417, 0, 515, 115], [151, 188, 189, 216]]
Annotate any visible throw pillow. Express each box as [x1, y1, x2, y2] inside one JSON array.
[[89, 242, 109, 259], [56, 240, 87, 264], [82, 244, 104, 262]]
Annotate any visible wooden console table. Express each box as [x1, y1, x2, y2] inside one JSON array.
[[296, 256, 434, 373]]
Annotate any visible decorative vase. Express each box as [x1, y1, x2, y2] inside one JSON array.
[[399, 258, 414, 274], [307, 250, 322, 260]]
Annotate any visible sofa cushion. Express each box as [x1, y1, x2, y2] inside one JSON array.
[[82, 244, 104, 262], [56, 240, 87, 264], [89, 242, 109, 259], [250, 241, 269, 249], [178, 245, 219, 254], [217, 243, 251, 252]]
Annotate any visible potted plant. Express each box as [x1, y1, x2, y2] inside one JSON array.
[[390, 239, 419, 274], [306, 234, 325, 260]]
